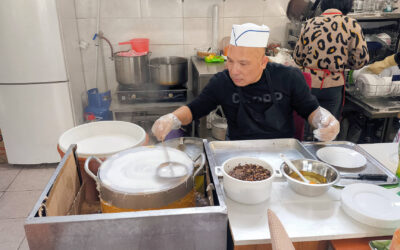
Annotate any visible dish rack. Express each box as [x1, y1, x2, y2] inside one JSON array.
[[354, 74, 400, 98]]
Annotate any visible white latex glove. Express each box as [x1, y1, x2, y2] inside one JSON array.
[[151, 113, 182, 141], [311, 107, 340, 141]]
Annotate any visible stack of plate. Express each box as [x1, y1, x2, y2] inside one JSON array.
[[341, 183, 400, 229]]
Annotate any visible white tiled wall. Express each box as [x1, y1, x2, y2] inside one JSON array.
[[69, 0, 290, 90]]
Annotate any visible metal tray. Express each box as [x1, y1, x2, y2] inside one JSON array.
[[302, 141, 399, 187], [204, 138, 315, 174]]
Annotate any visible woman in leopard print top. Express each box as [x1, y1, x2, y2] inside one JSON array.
[[293, 0, 369, 119]]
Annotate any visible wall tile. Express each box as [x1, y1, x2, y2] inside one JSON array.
[[56, 0, 76, 19], [101, 0, 141, 18], [141, 0, 182, 18], [75, 0, 97, 18], [184, 18, 224, 47], [79, 44, 94, 90], [149, 45, 185, 58], [77, 18, 97, 45], [184, 44, 199, 58], [263, 0, 289, 17], [101, 18, 183, 45], [263, 16, 290, 44], [102, 44, 119, 91], [184, 18, 210, 45], [140, 18, 184, 44], [223, 0, 264, 17], [183, 0, 223, 18], [100, 18, 143, 44], [222, 17, 264, 37]]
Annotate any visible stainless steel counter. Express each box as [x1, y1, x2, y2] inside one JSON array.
[[346, 90, 400, 119], [344, 88, 400, 142], [191, 56, 226, 96]]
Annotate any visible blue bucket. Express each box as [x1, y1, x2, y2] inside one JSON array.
[[87, 88, 111, 108]]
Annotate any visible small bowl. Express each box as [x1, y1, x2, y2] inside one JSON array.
[[215, 157, 276, 204], [280, 159, 340, 196]]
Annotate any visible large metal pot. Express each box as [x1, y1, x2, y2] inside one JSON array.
[[114, 52, 150, 86], [149, 56, 188, 86], [84, 146, 205, 212]]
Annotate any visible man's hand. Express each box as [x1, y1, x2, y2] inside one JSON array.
[[309, 107, 340, 141], [151, 113, 181, 141], [367, 54, 396, 74]]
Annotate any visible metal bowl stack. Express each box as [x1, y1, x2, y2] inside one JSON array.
[[280, 159, 340, 196]]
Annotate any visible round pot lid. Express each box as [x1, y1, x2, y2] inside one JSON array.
[[98, 146, 193, 194]]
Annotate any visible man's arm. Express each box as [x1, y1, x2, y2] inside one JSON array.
[[172, 106, 193, 125]]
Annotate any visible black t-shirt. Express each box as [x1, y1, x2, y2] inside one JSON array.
[[188, 62, 319, 138]]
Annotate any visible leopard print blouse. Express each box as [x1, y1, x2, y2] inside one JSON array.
[[293, 8, 369, 88]]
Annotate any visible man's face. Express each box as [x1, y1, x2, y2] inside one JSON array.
[[226, 45, 268, 87]]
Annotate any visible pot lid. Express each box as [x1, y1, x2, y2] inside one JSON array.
[[98, 146, 194, 194]]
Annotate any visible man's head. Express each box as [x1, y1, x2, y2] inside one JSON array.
[[227, 23, 270, 87], [227, 46, 268, 87]]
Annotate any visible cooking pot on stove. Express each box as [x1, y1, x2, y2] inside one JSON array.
[[114, 52, 150, 86], [84, 146, 205, 213], [149, 56, 188, 86]]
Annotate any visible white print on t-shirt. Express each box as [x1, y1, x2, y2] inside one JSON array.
[[232, 92, 283, 104]]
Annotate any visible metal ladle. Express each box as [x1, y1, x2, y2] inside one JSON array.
[[157, 141, 189, 178], [280, 153, 310, 184]]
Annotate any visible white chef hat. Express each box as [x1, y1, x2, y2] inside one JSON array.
[[230, 23, 270, 48]]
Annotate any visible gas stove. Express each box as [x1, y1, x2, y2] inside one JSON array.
[[116, 84, 187, 104]]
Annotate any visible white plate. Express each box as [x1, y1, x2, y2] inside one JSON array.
[[341, 183, 400, 229], [316, 147, 367, 169]]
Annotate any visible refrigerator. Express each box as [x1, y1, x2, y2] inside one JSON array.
[[0, 0, 76, 164]]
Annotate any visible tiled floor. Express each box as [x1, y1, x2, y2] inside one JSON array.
[[0, 162, 57, 250]]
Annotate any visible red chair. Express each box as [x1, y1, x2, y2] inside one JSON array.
[[293, 72, 312, 141]]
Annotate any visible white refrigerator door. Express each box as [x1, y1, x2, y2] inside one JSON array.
[[0, 0, 67, 83], [0, 82, 74, 164]]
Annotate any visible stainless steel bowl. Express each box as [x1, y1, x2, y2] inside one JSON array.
[[280, 159, 340, 196]]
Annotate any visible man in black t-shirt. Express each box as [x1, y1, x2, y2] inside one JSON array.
[[152, 23, 340, 141]]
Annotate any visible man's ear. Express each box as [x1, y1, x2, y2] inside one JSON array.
[[261, 56, 269, 69]]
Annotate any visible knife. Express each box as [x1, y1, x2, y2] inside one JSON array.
[[340, 173, 388, 181]]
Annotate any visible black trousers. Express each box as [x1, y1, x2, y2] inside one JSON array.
[[311, 86, 344, 120]]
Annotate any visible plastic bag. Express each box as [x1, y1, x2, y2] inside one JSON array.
[[268, 48, 297, 67]]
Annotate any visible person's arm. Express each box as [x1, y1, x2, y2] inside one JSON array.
[[172, 106, 193, 125], [152, 72, 222, 141], [368, 52, 400, 74], [286, 67, 339, 141], [347, 19, 369, 70]]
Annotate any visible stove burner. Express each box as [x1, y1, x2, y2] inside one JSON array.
[[117, 84, 187, 104]]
